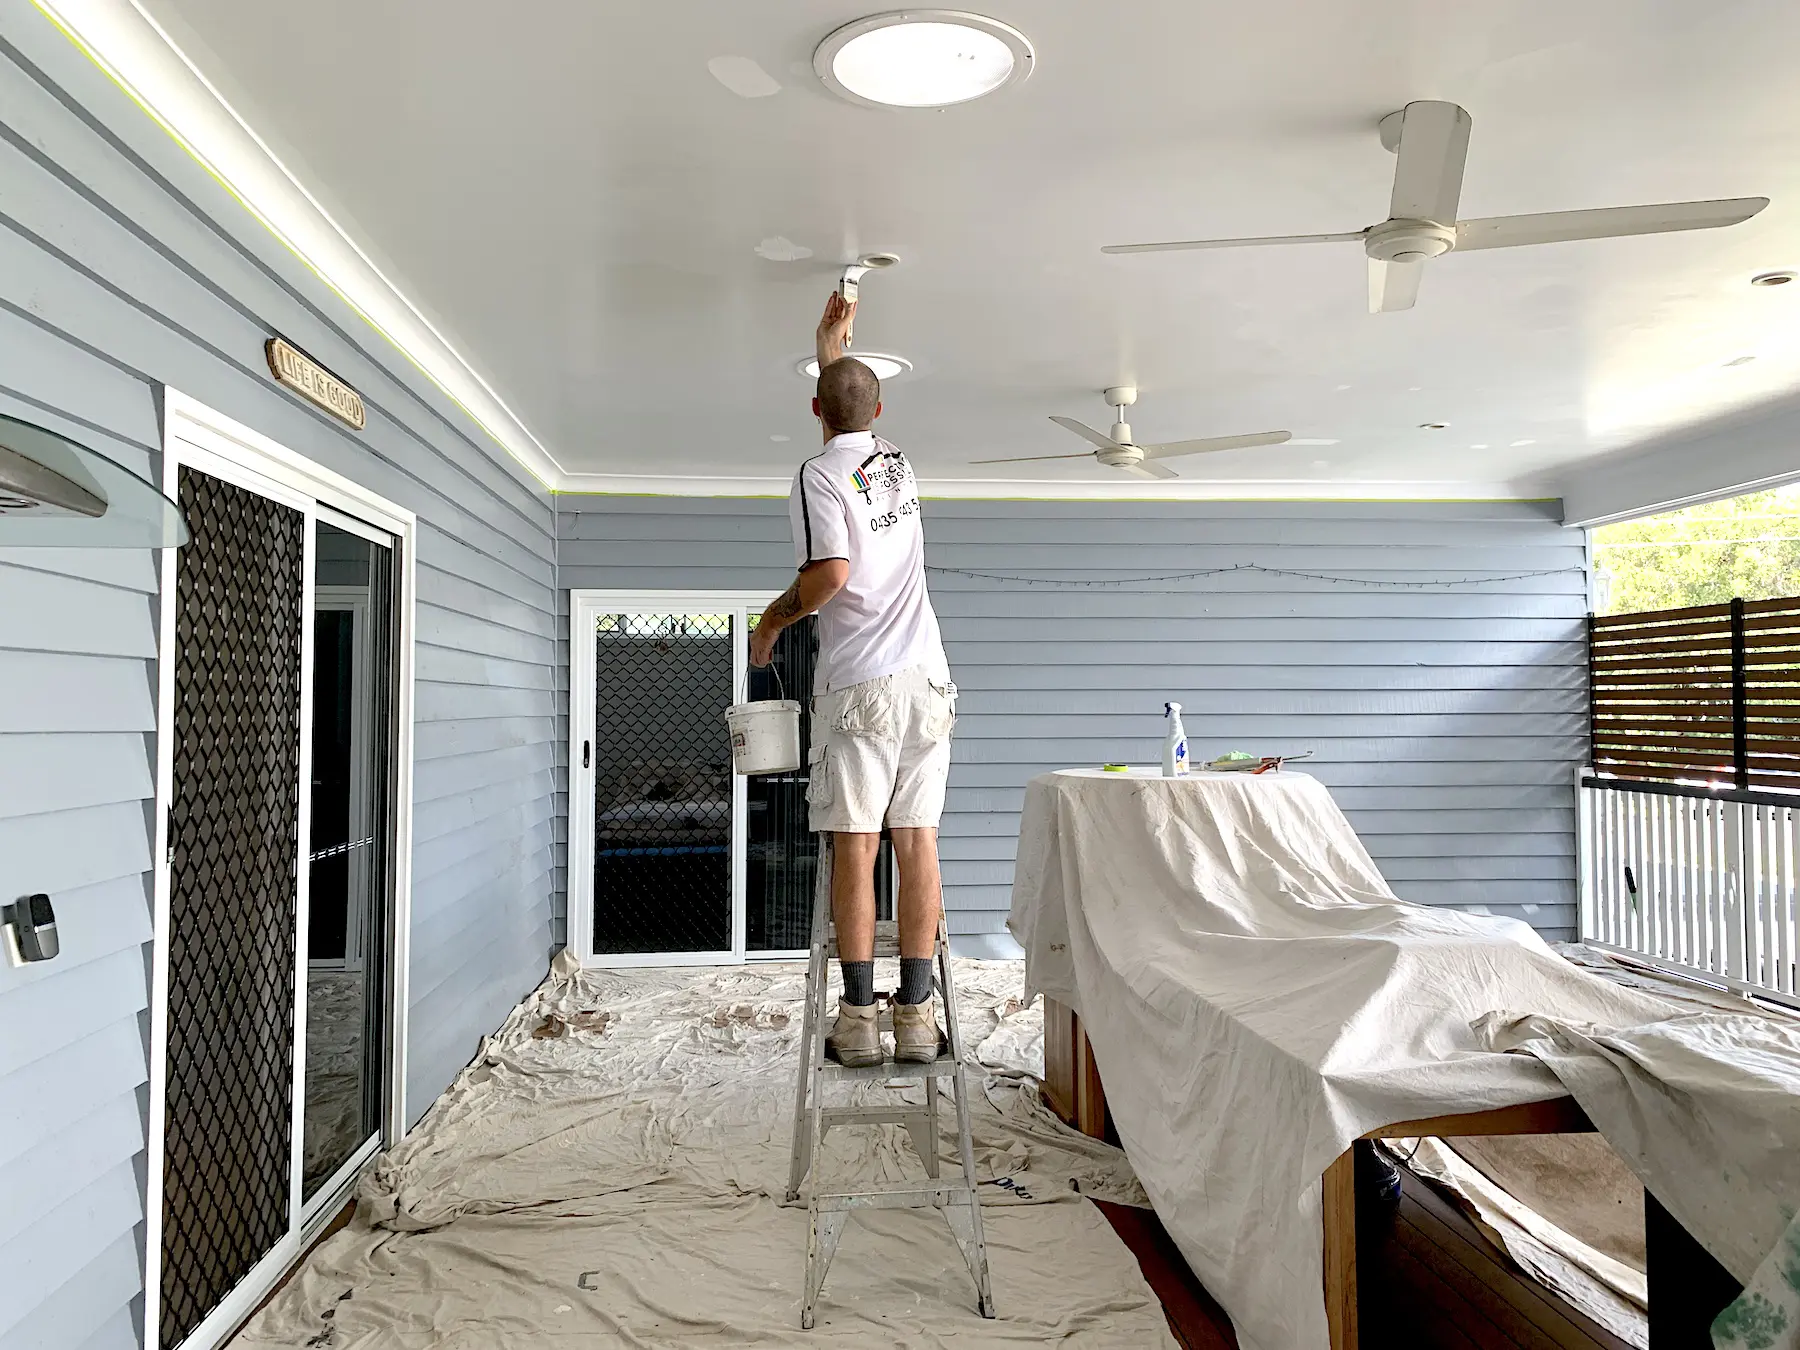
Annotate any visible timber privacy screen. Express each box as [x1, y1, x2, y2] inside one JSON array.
[[1590, 596, 1800, 794]]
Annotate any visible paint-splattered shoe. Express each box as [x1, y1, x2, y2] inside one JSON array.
[[826, 998, 883, 1067]]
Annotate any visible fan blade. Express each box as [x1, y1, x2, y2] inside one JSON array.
[[1120, 462, 1179, 480], [971, 451, 1099, 465], [1454, 197, 1769, 251], [1049, 415, 1120, 449], [1142, 431, 1292, 461], [1101, 231, 1364, 255], [1369, 257, 1425, 313], [1389, 100, 1471, 225]]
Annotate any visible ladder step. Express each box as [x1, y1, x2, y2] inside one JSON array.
[[815, 1181, 974, 1212], [819, 941, 910, 960], [816, 1057, 961, 1083], [820, 1105, 932, 1126], [825, 920, 918, 960]]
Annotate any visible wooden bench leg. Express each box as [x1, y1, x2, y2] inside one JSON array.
[[1646, 1188, 1741, 1349], [1041, 997, 1111, 1142], [1322, 1148, 1359, 1350], [1042, 997, 1078, 1126]]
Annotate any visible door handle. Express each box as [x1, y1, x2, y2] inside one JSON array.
[[583, 741, 591, 769]]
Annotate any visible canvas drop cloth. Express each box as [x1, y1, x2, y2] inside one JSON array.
[[1007, 769, 1686, 1350], [231, 957, 1180, 1348], [1478, 1008, 1800, 1350]]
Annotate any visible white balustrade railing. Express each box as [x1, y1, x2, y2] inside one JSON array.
[[1579, 776, 1799, 1008]]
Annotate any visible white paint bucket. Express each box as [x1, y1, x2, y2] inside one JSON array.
[[726, 697, 802, 775]]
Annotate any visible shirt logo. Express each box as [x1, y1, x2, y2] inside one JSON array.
[[851, 452, 910, 505]]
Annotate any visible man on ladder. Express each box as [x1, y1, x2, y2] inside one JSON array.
[[750, 290, 956, 1066], [751, 292, 992, 1327]]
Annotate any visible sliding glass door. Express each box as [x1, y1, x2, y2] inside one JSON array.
[[304, 516, 395, 1202], [590, 609, 738, 959], [152, 395, 413, 1350], [568, 591, 891, 966]]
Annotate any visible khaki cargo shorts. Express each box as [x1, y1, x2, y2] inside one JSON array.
[[807, 665, 956, 834]]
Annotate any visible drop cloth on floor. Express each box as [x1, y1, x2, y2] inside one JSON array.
[[232, 958, 1178, 1348], [1008, 769, 1681, 1350]]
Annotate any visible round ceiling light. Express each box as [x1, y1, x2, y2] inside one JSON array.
[[1751, 271, 1796, 287], [800, 353, 913, 380], [814, 11, 1034, 109]]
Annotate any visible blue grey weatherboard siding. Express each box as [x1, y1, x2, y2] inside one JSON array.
[[0, 10, 557, 1348], [557, 497, 1586, 955]]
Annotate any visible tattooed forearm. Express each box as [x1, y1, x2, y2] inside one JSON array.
[[757, 562, 848, 648], [766, 582, 805, 625]]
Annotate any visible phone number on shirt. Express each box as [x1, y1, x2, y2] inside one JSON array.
[[870, 497, 919, 532]]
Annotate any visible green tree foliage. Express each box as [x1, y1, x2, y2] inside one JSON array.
[[1593, 487, 1800, 615]]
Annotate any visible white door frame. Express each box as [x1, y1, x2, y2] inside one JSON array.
[[147, 391, 418, 1350], [568, 589, 774, 968]]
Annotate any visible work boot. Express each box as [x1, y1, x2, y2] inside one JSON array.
[[826, 998, 883, 1067], [891, 996, 946, 1064]]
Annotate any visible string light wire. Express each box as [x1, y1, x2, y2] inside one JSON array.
[[924, 562, 1587, 591]]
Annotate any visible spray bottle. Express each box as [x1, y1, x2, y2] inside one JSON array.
[[1162, 702, 1189, 778]]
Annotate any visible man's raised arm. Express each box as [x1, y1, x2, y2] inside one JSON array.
[[817, 293, 855, 370]]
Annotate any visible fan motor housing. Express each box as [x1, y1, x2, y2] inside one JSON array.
[[1365, 218, 1457, 262], [1096, 444, 1143, 469]]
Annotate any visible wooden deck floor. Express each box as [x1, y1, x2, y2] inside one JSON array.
[[1098, 1168, 1634, 1350]]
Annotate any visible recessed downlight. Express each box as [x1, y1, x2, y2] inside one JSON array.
[[814, 11, 1034, 109], [1752, 271, 1796, 287], [800, 353, 913, 380], [1724, 355, 1758, 367], [1419, 421, 1448, 430]]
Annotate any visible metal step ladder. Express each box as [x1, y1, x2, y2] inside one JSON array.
[[784, 836, 995, 1329]]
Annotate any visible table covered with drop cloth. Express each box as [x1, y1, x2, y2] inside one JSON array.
[[1006, 767, 1686, 1350]]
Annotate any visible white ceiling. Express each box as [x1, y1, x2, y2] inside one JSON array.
[[136, 0, 1800, 495]]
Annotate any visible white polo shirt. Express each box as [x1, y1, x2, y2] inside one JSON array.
[[789, 431, 949, 694]]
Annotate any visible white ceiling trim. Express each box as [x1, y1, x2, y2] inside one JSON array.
[[556, 471, 1554, 503], [1558, 398, 1800, 526], [32, 0, 566, 489]]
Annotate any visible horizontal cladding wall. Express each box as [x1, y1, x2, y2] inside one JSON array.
[[556, 497, 1587, 948], [0, 11, 556, 1345]]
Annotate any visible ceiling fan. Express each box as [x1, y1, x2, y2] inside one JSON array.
[[1102, 100, 1769, 313], [974, 387, 1290, 480]]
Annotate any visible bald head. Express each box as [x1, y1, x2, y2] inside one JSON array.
[[816, 357, 881, 434]]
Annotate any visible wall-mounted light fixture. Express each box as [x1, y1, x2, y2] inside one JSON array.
[[0, 414, 188, 547]]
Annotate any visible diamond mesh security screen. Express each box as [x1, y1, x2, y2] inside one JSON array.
[[746, 620, 814, 951], [162, 467, 305, 1349], [593, 614, 734, 954]]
